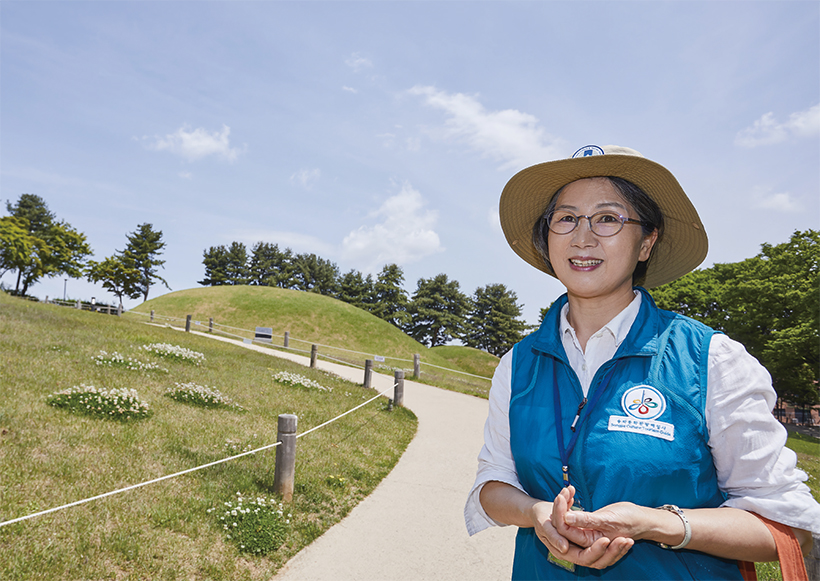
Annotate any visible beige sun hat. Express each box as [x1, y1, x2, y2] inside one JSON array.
[[499, 145, 708, 288]]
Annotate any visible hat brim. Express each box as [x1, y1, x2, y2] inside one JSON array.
[[499, 154, 708, 288]]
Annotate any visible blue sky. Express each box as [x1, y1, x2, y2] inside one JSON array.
[[2, 1, 818, 326]]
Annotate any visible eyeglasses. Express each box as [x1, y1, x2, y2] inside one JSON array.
[[545, 210, 645, 237]]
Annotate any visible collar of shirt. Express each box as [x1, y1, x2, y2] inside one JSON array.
[[560, 291, 643, 396]]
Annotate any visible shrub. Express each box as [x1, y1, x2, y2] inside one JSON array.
[[93, 350, 167, 372], [272, 371, 331, 392], [209, 493, 291, 555], [141, 343, 206, 365], [47, 385, 152, 421], [164, 382, 243, 411]]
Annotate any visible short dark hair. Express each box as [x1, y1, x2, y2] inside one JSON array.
[[531, 176, 664, 286]]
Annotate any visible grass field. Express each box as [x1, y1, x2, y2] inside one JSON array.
[[0, 292, 417, 580], [2, 289, 816, 580], [131, 286, 497, 398]]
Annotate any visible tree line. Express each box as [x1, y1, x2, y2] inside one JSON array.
[[2, 194, 816, 408], [199, 241, 531, 356], [1, 194, 169, 307], [650, 229, 819, 410]]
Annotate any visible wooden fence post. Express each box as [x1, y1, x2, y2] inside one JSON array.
[[310, 345, 318, 368], [76, 300, 81, 309], [393, 370, 405, 407], [284, 331, 289, 348], [413, 354, 421, 379], [107, 305, 111, 315], [209, 317, 213, 333], [185, 315, 191, 332], [150, 309, 154, 322], [364, 359, 373, 389], [273, 414, 298, 503]]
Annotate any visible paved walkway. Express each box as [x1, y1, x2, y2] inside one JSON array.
[[190, 331, 516, 580]]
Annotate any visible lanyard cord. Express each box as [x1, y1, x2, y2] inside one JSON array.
[[553, 360, 619, 488]]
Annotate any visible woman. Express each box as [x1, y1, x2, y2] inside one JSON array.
[[464, 145, 820, 579]]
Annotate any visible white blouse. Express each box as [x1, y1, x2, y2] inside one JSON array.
[[465, 292, 820, 537]]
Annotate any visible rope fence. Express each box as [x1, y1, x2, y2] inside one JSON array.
[[0, 380, 398, 529], [119, 308, 493, 389]]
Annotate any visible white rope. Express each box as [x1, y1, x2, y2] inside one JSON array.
[[128, 308, 493, 380], [298, 383, 395, 440], [0, 383, 396, 529], [418, 361, 493, 381], [317, 352, 366, 370], [0, 441, 281, 528]]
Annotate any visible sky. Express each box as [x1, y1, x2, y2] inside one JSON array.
[[1, 1, 818, 327]]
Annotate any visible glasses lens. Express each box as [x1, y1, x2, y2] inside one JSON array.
[[547, 211, 578, 234], [590, 212, 625, 237]]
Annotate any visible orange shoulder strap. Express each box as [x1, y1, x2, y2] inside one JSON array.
[[739, 514, 808, 581]]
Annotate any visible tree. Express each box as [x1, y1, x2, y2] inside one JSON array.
[[406, 273, 470, 347], [120, 223, 170, 302], [652, 230, 819, 409], [86, 256, 142, 308], [372, 264, 411, 327], [225, 242, 249, 285], [292, 253, 340, 295], [649, 264, 736, 333], [199, 245, 229, 286], [337, 269, 375, 310], [0, 216, 35, 279], [464, 284, 530, 356], [248, 242, 298, 288], [5, 194, 92, 295]]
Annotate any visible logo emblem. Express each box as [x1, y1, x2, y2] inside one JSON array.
[[572, 145, 605, 158], [621, 385, 666, 421]]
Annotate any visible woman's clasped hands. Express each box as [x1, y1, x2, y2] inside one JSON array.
[[533, 485, 655, 570]]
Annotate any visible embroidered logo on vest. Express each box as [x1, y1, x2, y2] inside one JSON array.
[[621, 385, 666, 420], [608, 384, 675, 441]]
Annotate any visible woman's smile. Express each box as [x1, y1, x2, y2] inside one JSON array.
[[569, 257, 603, 269]]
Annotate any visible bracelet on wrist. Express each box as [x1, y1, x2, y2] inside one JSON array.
[[656, 504, 692, 550]]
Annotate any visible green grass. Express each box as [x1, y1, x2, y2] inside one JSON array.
[[754, 432, 819, 581], [0, 292, 417, 580], [131, 286, 496, 398], [787, 432, 820, 502]]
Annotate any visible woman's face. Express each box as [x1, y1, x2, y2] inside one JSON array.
[[548, 177, 657, 303]]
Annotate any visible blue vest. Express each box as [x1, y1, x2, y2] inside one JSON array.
[[509, 288, 743, 580]]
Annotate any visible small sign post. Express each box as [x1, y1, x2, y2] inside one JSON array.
[[255, 327, 273, 344]]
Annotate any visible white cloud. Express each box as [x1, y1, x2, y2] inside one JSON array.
[[345, 52, 372, 72], [408, 85, 566, 170], [148, 124, 243, 161], [178, 171, 193, 179], [735, 103, 820, 147], [342, 86, 358, 94], [341, 182, 443, 272], [753, 190, 803, 213], [290, 168, 321, 189]]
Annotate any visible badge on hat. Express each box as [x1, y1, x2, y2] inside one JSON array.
[[572, 145, 605, 158]]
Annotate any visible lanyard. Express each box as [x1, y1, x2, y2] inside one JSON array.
[[553, 361, 619, 490]]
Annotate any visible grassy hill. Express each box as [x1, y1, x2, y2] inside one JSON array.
[[0, 292, 416, 580], [132, 286, 497, 398], [430, 345, 500, 380]]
